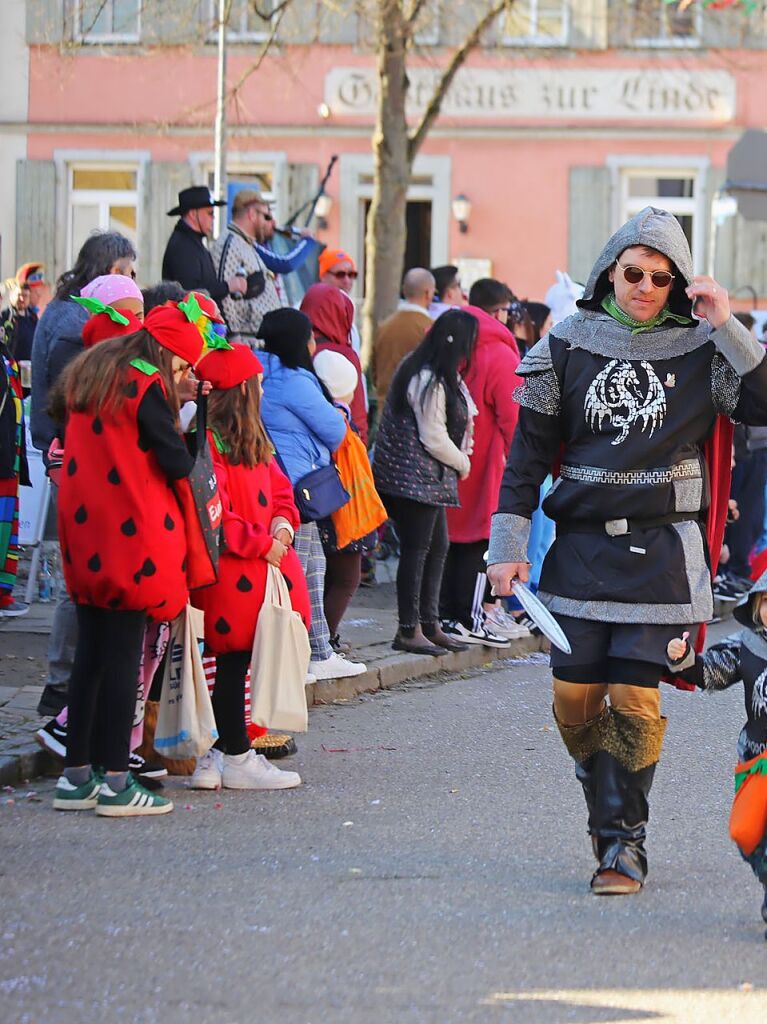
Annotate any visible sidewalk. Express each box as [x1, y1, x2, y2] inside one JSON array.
[[0, 559, 547, 787]]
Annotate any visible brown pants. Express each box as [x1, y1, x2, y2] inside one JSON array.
[[553, 678, 661, 726]]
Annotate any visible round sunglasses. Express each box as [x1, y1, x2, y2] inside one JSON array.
[[616, 260, 674, 289]]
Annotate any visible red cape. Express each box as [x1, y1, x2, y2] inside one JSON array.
[[664, 415, 734, 690]]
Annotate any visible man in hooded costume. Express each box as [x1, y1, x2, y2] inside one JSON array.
[[487, 207, 767, 896]]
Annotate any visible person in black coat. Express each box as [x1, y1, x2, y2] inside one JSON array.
[[161, 186, 246, 304]]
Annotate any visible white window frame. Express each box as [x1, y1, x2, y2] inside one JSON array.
[[338, 153, 451, 296], [413, 0, 441, 46], [630, 0, 703, 49], [187, 150, 287, 221], [53, 150, 149, 272], [500, 0, 570, 47], [205, 0, 275, 42], [75, 0, 142, 44], [607, 155, 709, 272]]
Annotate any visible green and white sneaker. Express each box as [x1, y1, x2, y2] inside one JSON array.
[[53, 772, 102, 811], [96, 776, 174, 817]]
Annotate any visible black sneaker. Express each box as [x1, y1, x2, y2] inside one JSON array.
[[517, 613, 543, 638], [35, 718, 67, 759], [129, 752, 168, 781], [713, 582, 739, 603]]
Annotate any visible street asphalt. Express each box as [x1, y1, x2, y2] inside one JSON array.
[[2, 643, 767, 1023]]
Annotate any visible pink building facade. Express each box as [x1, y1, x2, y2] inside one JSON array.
[[5, 1, 767, 309]]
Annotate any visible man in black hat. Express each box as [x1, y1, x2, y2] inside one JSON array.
[[161, 186, 246, 302]]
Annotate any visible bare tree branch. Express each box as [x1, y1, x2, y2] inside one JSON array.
[[407, 0, 512, 161], [78, 0, 113, 38], [228, 0, 293, 103], [248, 0, 294, 19], [405, 0, 431, 31]]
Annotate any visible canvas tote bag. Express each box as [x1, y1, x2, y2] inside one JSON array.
[[249, 565, 310, 733], [154, 605, 219, 758]]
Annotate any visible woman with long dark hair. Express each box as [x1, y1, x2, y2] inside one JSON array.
[[373, 309, 479, 656]]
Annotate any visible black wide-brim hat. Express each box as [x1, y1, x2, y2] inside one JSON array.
[[167, 186, 227, 216]]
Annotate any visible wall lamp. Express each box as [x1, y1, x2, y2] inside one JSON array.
[[452, 193, 472, 234], [314, 193, 333, 231]]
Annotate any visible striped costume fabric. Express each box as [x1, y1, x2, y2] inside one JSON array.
[[203, 655, 267, 740], [0, 349, 23, 603]]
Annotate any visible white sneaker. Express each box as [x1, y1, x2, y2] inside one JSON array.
[[442, 619, 512, 649], [309, 652, 366, 680], [305, 671, 317, 686], [484, 605, 531, 640], [222, 750, 302, 790], [190, 748, 224, 790]]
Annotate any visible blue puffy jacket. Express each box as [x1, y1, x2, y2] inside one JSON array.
[[260, 350, 346, 485]]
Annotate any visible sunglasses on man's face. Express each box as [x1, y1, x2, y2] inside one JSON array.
[[329, 269, 358, 280], [616, 261, 675, 289]]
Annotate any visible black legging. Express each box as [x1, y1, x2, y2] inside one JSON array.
[[324, 550, 362, 636], [66, 605, 146, 772], [212, 651, 250, 755], [381, 495, 448, 630]]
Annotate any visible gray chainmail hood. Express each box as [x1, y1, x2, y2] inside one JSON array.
[[734, 569, 767, 629], [577, 206, 695, 321]]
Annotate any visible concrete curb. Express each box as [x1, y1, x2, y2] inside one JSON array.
[[0, 634, 547, 788], [0, 746, 56, 789], [305, 633, 548, 706], [0, 593, 733, 788]]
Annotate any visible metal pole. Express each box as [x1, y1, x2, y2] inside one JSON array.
[[707, 189, 719, 279], [213, 0, 228, 238]]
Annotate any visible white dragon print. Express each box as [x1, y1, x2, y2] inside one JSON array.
[[584, 359, 667, 446], [752, 667, 767, 719]]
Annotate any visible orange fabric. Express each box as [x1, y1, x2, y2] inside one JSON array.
[[330, 424, 387, 549], [729, 751, 767, 856]]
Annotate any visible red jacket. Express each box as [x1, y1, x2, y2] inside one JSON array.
[[192, 436, 310, 654], [301, 284, 368, 445], [446, 307, 521, 543]]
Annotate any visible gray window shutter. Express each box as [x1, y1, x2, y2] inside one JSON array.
[[568, 166, 611, 286], [141, 161, 191, 287], [709, 166, 767, 298], [285, 162, 320, 228], [16, 159, 56, 279]]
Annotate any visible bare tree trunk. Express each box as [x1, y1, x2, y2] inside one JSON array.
[[361, 0, 410, 369]]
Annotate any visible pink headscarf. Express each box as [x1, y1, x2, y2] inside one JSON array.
[[80, 274, 143, 305]]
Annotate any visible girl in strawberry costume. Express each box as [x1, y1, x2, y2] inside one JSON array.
[[191, 344, 309, 792], [53, 301, 204, 818]]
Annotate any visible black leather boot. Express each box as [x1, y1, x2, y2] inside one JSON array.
[[591, 752, 656, 895], [574, 757, 599, 860]]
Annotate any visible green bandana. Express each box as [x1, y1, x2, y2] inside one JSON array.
[[601, 292, 693, 335]]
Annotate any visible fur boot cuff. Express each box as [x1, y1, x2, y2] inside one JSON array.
[[553, 704, 609, 763], [602, 711, 667, 772]]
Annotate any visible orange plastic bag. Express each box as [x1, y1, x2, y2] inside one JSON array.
[[330, 425, 388, 550], [729, 751, 767, 856]]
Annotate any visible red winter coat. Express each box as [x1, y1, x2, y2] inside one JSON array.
[[192, 434, 310, 654], [301, 283, 368, 445], [58, 364, 189, 620], [446, 307, 522, 543]]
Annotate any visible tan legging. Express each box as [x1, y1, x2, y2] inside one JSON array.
[[553, 678, 661, 726]]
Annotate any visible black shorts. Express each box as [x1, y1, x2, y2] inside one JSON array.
[[549, 614, 690, 688]]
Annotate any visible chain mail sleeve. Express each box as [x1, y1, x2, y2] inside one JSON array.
[[488, 336, 562, 566], [669, 635, 742, 691]]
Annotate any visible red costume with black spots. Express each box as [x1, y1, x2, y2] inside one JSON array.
[[192, 436, 310, 653], [58, 362, 188, 621]]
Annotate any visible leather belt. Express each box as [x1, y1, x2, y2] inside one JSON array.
[[557, 513, 701, 537]]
